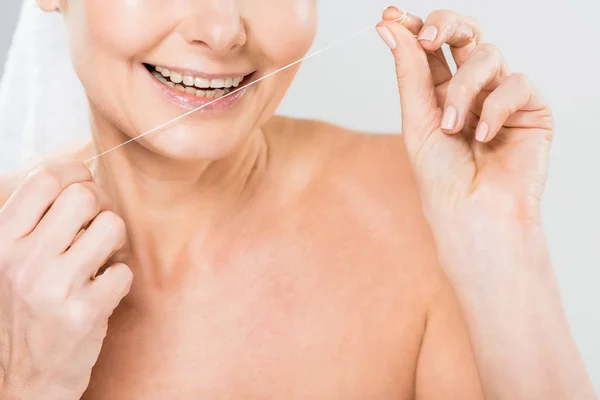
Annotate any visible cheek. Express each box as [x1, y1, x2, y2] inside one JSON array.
[[65, 0, 180, 66], [63, 0, 184, 127], [246, 0, 317, 65]]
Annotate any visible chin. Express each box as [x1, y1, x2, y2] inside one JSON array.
[[129, 123, 250, 162]]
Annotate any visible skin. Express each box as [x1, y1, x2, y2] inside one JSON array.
[[0, 2, 594, 400]]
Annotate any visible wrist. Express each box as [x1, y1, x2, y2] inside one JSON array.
[[421, 179, 546, 232], [429, 212, 552, 286]]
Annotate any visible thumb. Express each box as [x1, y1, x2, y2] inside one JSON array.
[[377, 17, 441, 152]]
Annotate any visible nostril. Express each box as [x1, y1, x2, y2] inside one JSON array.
[[177, 10, 247, 55]]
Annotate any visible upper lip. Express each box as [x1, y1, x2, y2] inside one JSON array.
[[145, 62, 254, 80]]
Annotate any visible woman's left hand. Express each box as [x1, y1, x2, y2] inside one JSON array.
[[376, 11, 599, 398], [377, 8, 554, 228]]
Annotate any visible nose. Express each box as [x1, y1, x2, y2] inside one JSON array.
[[177, 0, 247, 55]]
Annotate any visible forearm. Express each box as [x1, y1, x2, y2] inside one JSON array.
[[431, 216, 595, 399]]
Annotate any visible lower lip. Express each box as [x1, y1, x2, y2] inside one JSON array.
[[144, 66, 250, 113]]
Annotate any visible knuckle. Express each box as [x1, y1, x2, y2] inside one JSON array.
[[63, 299, 97, 333], [15, 283, 69, 316], [59, 159, 91, 177], [511, 72, 532, 89], [430, 10, 479, 36], [30, 167, 62, 194], [448, 79, 474, 99], [477, 43, 502, 59], [425, 10, 454, 36], [65, 183, 98, 210], [437, 11, 458, 32], [485, 99, 503, 113], [98, 212, 126, 237], [465, 15, 481, 34], [427, 9, 447, 21], [537, 110, 555, 133], [66, 159, 89, 171], [27, 280, 69, 308], [40, 285, 69, 307]]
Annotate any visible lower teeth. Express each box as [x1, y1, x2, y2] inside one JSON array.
[[151, 71, 230, 99]]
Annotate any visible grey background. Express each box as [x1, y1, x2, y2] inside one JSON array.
[[0, 0, 20, 78], [1, 0, 600, 393]]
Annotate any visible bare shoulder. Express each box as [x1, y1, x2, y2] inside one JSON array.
[[269, 116, 426, 236], [268, 116, 444, 294], [268, 117, 483, 395], [266, 115, 417, 201]]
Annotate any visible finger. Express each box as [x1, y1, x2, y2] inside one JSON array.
[[86, 263, 133, 318], [376, 16, 440, 155], [416, 10, 482, 68], [383, 7, 423, 34], [475, 73, 550, 143], [435, 81, 497, 119], [383, 7, 452, 86], [61, 211, 127, 285], [28, 182, 113, 255], [441, 43, 509, 134], [0, 160, 92, 238]]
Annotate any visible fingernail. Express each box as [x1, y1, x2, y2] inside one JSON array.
[[475, 121, 489, 142], [418, 25, 438, 41], [441, 106, 457, 130], [376, 25, 397, 50]]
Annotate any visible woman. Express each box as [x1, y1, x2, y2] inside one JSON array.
[[0, 0, 594, 399]]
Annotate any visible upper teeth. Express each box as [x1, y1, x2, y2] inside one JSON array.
[[155, 66, 243, 89]]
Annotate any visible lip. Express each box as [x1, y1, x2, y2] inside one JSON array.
[[142, 64, 253, 112]]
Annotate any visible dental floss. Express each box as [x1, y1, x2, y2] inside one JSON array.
[[84, 9, 407, 164]]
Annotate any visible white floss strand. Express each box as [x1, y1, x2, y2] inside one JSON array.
[[84, 10, 407, 164]]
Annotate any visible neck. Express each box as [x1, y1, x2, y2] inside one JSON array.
[[87, 112, 269, 277]]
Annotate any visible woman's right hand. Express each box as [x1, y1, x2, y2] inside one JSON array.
[[0, 160, 133, 400]]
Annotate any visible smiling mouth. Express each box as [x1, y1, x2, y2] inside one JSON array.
[[143, 63, 253, 99]]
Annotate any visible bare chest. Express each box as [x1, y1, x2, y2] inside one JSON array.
[[83, 215, 427, 399]]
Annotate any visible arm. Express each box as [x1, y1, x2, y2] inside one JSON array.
[[432, 218, 594, 399], [415, 227, 593, 399], [377, 6, 595, 398]]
